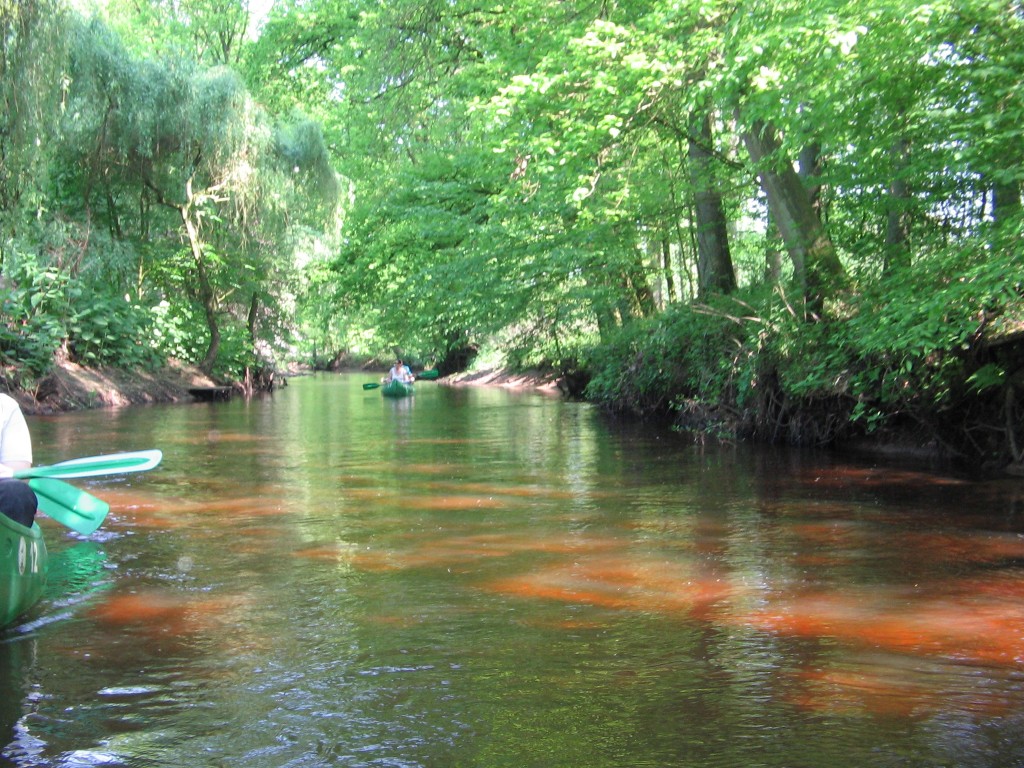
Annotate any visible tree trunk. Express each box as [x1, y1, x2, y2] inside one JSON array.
[[764, 210, 784, 285], [993, 180, 1022, 226], [247, 291, 259, 342], [588, 275, 619, 343], [628, 270, 657, 317], [139, 189, 150, 240], [180, 206, 221, 373], [688, 112, 736, 298], [797, 142, 823, 219], [884, 135, 912, 273], [741, 118, 844, 312], [661, 237, 676, 304]]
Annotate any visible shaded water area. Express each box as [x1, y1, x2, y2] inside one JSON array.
[[3, 373, 1024, 767]]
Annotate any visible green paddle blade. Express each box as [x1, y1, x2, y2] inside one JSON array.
[[28, 478, 110, 535], [363, 382, 381, 390], [15, 449, 162, 480], [416, 369, 440, 380]]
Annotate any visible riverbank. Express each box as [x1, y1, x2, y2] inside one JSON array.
[[443, 367, 562, 393], [10, 360, 219, 415], [10, 360, 1018, 475], [445, 368, 1024, 474], [9, 361, 558, 416]]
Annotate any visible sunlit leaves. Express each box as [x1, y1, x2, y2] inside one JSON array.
[[101, 0, 252, 66]]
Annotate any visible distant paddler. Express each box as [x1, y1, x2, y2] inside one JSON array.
[[384, 359, 414, 385]]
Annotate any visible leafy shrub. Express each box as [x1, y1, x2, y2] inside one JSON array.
[[67, 292, 163, 369], [0, 258, 73, 375], [759, 242, 1021, 434], [0, 253, 163, 375], [584, 299, 747, 420], [149, 300, 257, 379], [149, 300, 207, 363], [582, 239, 1023, 452]]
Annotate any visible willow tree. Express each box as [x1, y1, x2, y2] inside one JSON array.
[[61, 16, 338, 374], [0, 0, 66, 235]]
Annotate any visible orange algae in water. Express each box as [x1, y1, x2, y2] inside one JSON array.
[[88, 590, 242, 637]]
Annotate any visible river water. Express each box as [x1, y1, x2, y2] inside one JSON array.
[[3, 374, 1024, 767]]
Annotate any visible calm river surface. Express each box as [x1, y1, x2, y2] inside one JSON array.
[[3, 373, 1024, 767]]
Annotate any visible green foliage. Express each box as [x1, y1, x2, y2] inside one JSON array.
[[585, 300, 744, 418], [0, 251, 162, 374], [584, 234, 1024, 450], [148, 300, 202, 362], [0, 276, 66, 377], [102, 0, 252, 66], [204, 316, 261, 379], [146, 297, 256, 378], [66, 294, 163, 369]]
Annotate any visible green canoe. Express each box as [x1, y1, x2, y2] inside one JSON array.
[[381, 379, 414, 398], [0, 513, 47, 628]]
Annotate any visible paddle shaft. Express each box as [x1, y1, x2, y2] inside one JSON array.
[[14, 449, 162, 480]]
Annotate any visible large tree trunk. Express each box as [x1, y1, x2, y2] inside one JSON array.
[[587, 271, 621, 342], [688, 112, 736, 298], [797, 142, 823, 218], [741, 118, 844, 312]]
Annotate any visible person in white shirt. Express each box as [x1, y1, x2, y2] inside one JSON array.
[[0, 394, 37, 527], [386, 359, 413, 384]]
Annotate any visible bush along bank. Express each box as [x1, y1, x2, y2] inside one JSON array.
[[582, 252, 1024, 473]]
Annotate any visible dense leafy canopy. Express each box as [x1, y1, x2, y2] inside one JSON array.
[[1, 0, 1022, 461]]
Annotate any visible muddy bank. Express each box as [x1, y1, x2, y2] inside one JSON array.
[[443, 367, 562, 393], [10, 360, 219, 415], [9, 362, 558, 416]]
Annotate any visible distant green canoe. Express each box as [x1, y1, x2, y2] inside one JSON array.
[[0, 513, 47, 628], [382, 379, 414, 398]]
